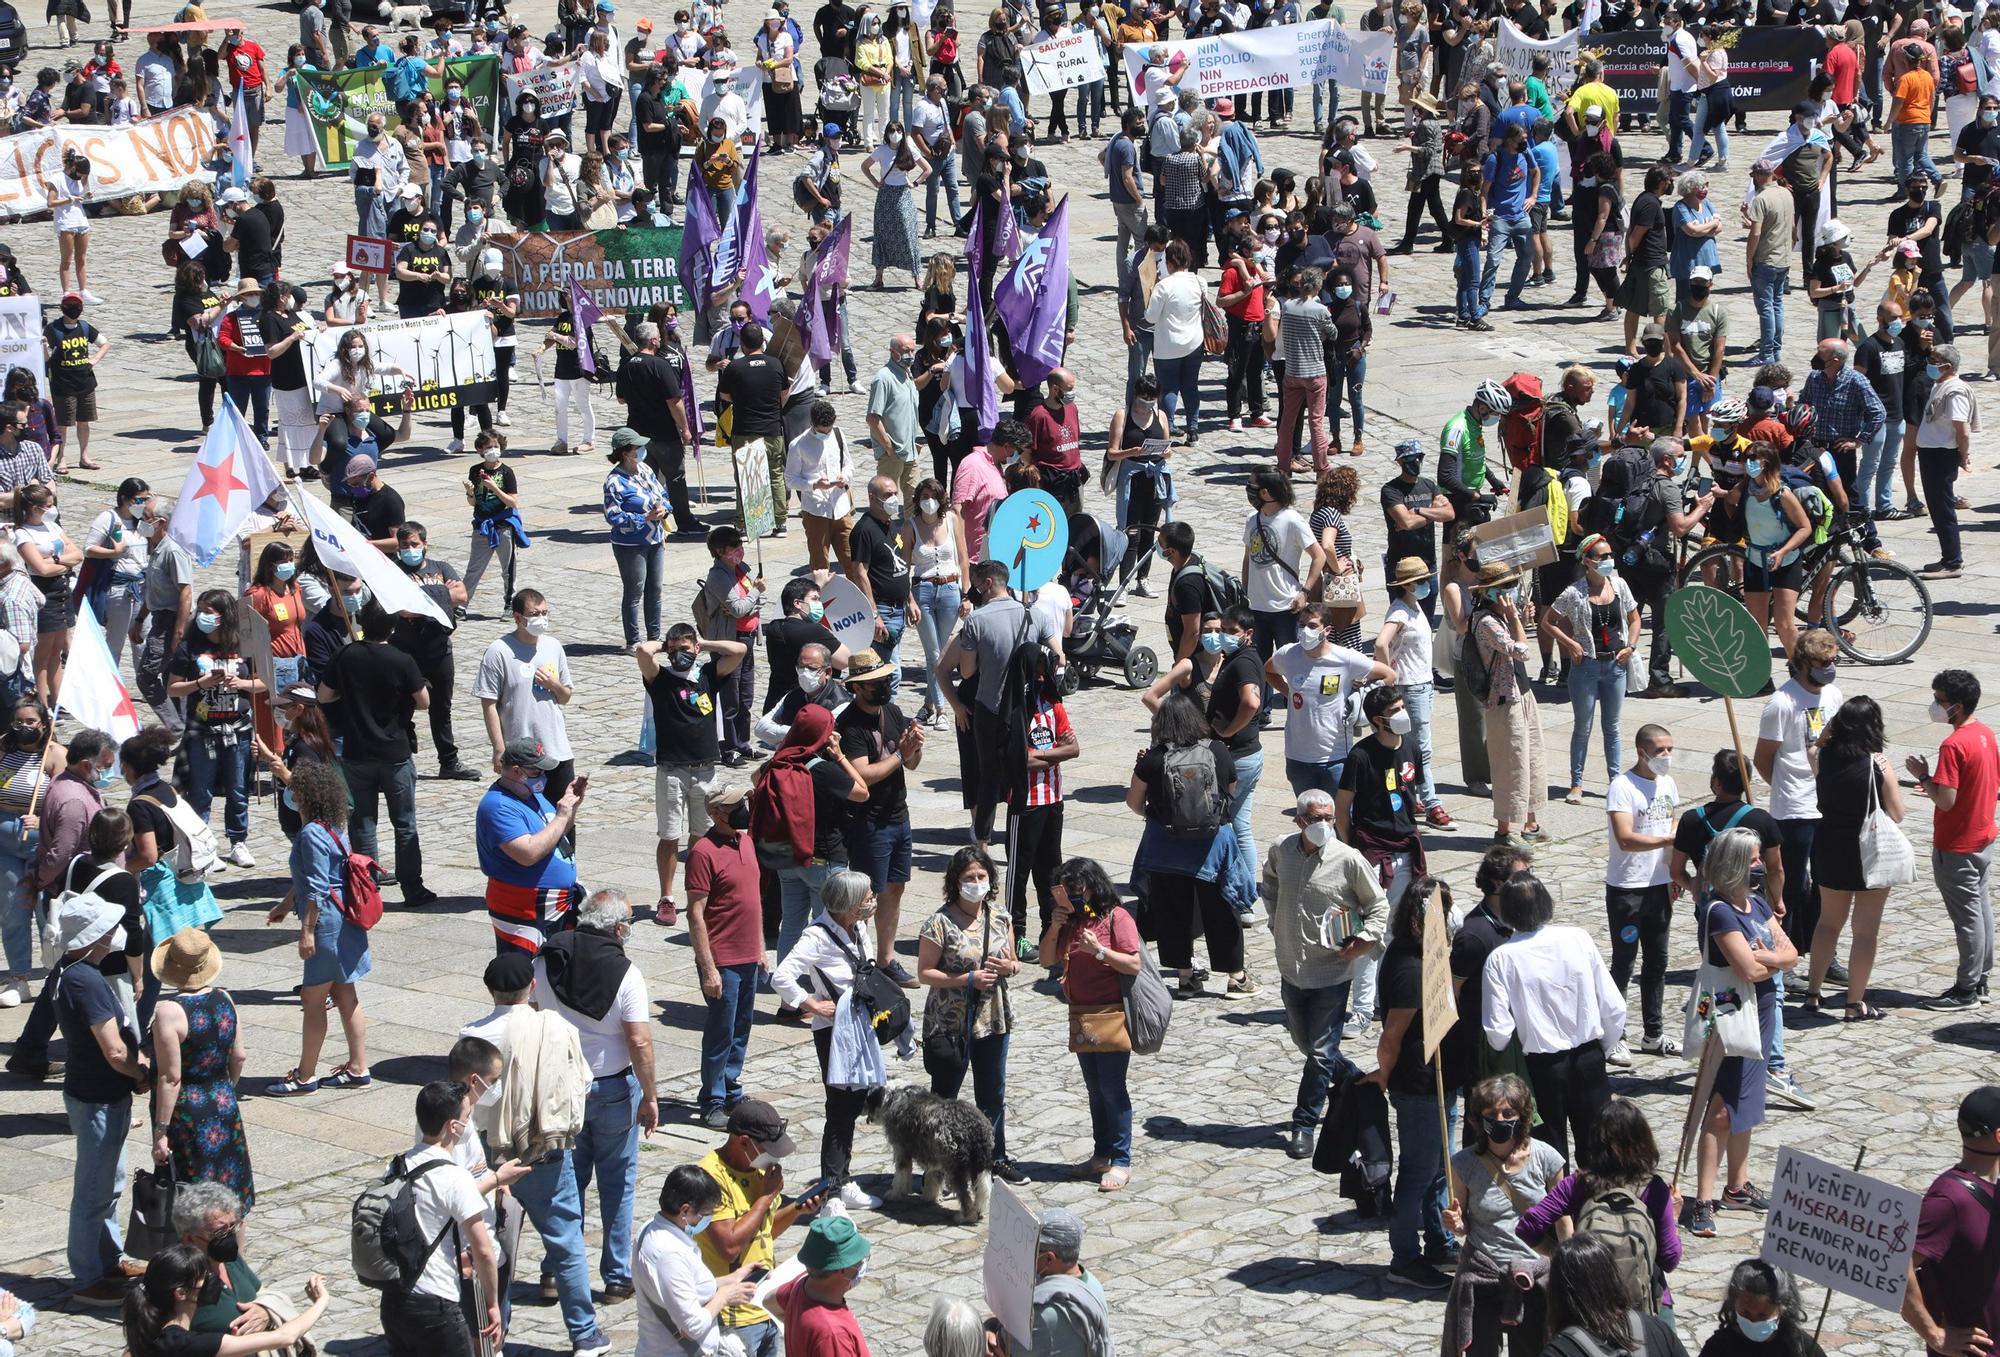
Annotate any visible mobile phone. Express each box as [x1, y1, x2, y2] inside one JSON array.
[[573, 774, 591, 794], [746, 1265, 771, 1283]]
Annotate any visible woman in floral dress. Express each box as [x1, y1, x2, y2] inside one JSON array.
[[149, 928, 254, 1210]]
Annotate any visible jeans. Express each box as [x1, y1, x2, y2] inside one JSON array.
[[1665, 87, 1693, 163], [1776, 816, 1819, 958], [1155, 350, 1204, 436], [729, 1320, 781, 1357], [776, 860, 838, 961], [186, 729, 252, 844], [1606, 884, 1672, 1042], [1480, 215, 1534, 311], [888, 72, 916, 126], [1858, 413, 1905, 514], [874, 602, 908, 696], [1225, 747, 1264, 888], [381, 1289, 474, 1357], [1327, 352, 1366, 448], [1692, 91, 1730, 165], [570, 1069, 640, 1290], [1919, 446, 1964, 566], [1751, 264, 1789, 364], [612, 539, 666, 647], [912, 578, 961, 710], [924, 149, 962, 233], [1224, 314, 1267, 420], [1349, 854, 1411, 1023], [1123, 327, 1155, 406], [928, 1030, 1011, 1159], [1285, 756, 1344, 797], [1312, 78, 1340, 128], [1892, 122, 1940, 188], [1389, 1088, 1459, 1265], [1566, 656, 1628, 787], [1404, 680, 1438, 805], [65, 1092, 130, 1285], [345, 757, 424, 892], [0, 821, 36, 975], [700, 960, 759, 1112], [1075, 1050, 1131, 1166], [1455, 236, 1483, 320], [225, 374, 272, 439], [510, 1153, 605, 1348], [1935, 843, 1996, 994], [1280, 978, 1357, 1129], [1080, 79, 1105, 134], [355, 184, 387, 237]]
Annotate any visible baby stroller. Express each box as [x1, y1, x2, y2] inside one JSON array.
[[812, 56, 863, 147], [1059, 513, 1158, 691]]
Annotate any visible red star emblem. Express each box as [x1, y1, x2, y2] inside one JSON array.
[[1026, 514, 1041, 533], [193, 456, 248, 506]]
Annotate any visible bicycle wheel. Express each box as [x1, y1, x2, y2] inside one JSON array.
[[1820, 559, 1933, 664], [1677, 542, 1749, 594]]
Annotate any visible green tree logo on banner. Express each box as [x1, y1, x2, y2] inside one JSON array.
[[1665, 585, 1772, 700]]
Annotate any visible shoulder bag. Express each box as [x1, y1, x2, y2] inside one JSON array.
[[1680, 899, 1765, 1060], [1859, 759, 1916, 888]]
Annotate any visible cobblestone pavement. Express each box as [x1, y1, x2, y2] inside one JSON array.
[[0, 11, 1995, 1355]]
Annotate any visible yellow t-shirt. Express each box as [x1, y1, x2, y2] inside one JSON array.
[[696, 1149, 774, 1327], [1566, 80, 1619, 129]]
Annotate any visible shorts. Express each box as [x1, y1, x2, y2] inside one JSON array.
[[1685, 377, 1720, 418], [653, 760, 717, 840], [1529, 204, 1549, 233], [54, 390, 96, 426], [843, 817, 913, 891], [1962, 239, 1994, 286], [1617, 264, 1670, 317], [1745, 550, 1805, 594]]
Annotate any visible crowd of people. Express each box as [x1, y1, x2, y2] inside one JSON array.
[[0, 0, 1999, 1354]]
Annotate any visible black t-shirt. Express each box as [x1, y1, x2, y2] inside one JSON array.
[[1887, 200, 1943, 276], [231, 205, 277, 278], [1812, 250, 1857, 309], [354, 483, 408, 543], [44, 318, 99, 396], [469, 462, 518, 518], [1854, 331, 1907, 412], [646, 659, 722, 765], [552, 313, 586, 381], [1380, 474, 1441, 566], [473, 277, 517, 339], [1629, 191, 1669, 268], [65, 856, 144, 981], [396, 244, 451, 314], [761, 617, 841, 710], [129, 782, 180, 859], [1671, 797, 1783, 869], [616, 351, 685, 444], [1339, 734, 1420, 844], [55, 960, 137, 1103], [393, 557, 460, 658], [807, 756, 857, 860], [62, 79, 99, 122], [1958, 121, 2000, 192], [1626, 355, 1687, 431], [1206, 647, 1265, 756], [837, 700, 910, 825], [1165, 561, 1211, 656], [718, 353, 787, 438], [849, 513, 912, 608], [634, 90, 673, 151], [1449, 902, 1510, 1066], [386, 206, 425, 248], [268, 309, 311, 391], [1379, 939, 1473, 1094], [152, 1326, 226, 1357], [325, 639, 426, 762], [169, 643, 254, 728]]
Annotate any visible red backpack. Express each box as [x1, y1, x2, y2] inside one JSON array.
[[321, 823, 384, 930], [1498, 371, 1545, 472]]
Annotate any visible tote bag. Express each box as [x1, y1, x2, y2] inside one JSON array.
[[1681, 899, 1763, 1060], [1859, 763, 1916, 888]]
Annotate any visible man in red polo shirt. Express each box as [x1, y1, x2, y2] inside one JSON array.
[[1909, 668, 1999, 1010], [220, 28, 270, 157], [1026, 367, 1084, 514]]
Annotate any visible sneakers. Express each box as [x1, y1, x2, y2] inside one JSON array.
[[655, 897, 679, 927], [78, 290, 103, 306], [882, 958, 919, 989], [1605, 1042, 1635, 1069], [838, 1181, 882, 1210], [992, 1158, 1030, 1185], [1388, 1259, 1453, 1292], [496, 411, 511, 427], [1684, 1199, 1717, 1238], [1921, 987, 1981, 1011], [447, 438, 464, 454], [1765, 1069, 1816, 1110], [1341, 1015, 1373, 1041], [1920, 562, 1963, 579], [1467, 781, 1492, 798], [1721, 1182, 1770, 1213], [224, 841, 255, 868], [1227, 418, 1243, 433], [1249, 415, 1275, 428], [1015, 935, 1039, 964], [1639, 1032, 1682, 1057], [0, 978, 21, 1009], [700, 1106, 730, 1131]]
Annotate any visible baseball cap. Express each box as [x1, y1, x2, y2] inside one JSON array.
[[1640, 321, 1666, 342], [1748, 384, 1777, 410], [218, 185, 250, 205], [726, 1098, 798, 1158], [501, 737, 559, 771], [1959, 1085, 2000, 1139], [1687, 264, 1713, 283], [1583, 104, 1604, 122], [823, 122, 842, 138], [343, 454, 378, 482], [331, 259, 353, 276]]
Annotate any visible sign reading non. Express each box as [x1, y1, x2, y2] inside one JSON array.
[[983, 1180, 1038, 1349], [1760, 1146, 1919, 1311]]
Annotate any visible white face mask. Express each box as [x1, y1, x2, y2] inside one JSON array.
[[476, 1078, 502, 1108], [1387, 710, 1412, 735], [524, 615, 552, 637], [1301, 820, 1335, 848], [919, 496, 940, 515], [959, 878, 991, 903], [749, 1150, 781, 1169], [1930, 699, 1954, 724], [1297, 626, 1324, 649], [1646, 752, 1672, 778], [797, 667, 826, 694]]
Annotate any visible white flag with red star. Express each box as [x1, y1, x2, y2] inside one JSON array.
[[58, 601, 141, 743]]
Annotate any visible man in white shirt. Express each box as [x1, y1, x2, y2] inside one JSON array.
[[1265, 602, 1394, 797], [783, 399, 857, 575], [1241, 469, 1325, 650], [384, 1082, 502, 1357], [1602, 723, 1681, 1069], [1481, 873, 1626, 1164], [1662, 4, 1700, 165], [534, 889, 657, 1305], [1751, 629, 1842, 1112], [703, 60, 750, 138], [634, 1167, 760, 1357], [474, 587, 578, 800]]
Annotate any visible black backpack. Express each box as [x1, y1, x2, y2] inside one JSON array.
[[1581, 447, 1667, 570], [815, 921, 911, 1045], [1459, 606, 1529, 705]]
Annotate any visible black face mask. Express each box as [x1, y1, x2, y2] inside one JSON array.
[[1689, 284, 1710, 301], [854, 681, 890, 707], [728, 801, 752, 830], [206, 1229, 241, 1264], [1483, 1116, 1522, 1144], [1642, 339, 1664, 357]]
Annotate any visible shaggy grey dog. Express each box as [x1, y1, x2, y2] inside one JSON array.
[[865, 1084, 994, 1224]]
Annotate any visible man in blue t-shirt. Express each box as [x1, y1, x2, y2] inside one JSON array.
[[1527, 118, 1561, 289], [1479, 121, 1541, 314], [476, 737, 585, 952]]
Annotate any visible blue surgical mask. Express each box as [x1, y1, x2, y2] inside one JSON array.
[[1735, 1314, 1781, 1344], [275, 561, 297, 581], [1414, 580, 1433, 600], [473, 149, 488, 164], [420, 229, 438, 247], [689, 1213, 713, 1234], [1886, 319, 1905, 338], [1745, 459, 1764, 478], [398, 547, 424, 566], [94, 764, 118, 788], [524, 773, 548, 797], [806, 602, 825, 622], [1199, 631, 1224, 653], [350, 585, 372, 610], [1218, 632, 1242, 653], [468, 208, 484, 226], [196, 612, 221, 633], [1926, 362, 1942, 380], [1333, 284, 1353, 300]]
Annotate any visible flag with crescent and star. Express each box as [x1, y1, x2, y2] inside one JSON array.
[[166, 395, 283, 567], [991, 195, 1070, 389]]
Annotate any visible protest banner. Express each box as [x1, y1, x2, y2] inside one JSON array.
[[676, 66, 770, 141], [731, 437, 776, 545], [299, 312, 500, 418], [1760, 1147, 1918, 1312], [1023, 30, 1109, 97], [346, 234, 394, 274], [0, 107, 216, 217], [0, 296, 47, 397], [293, 53, 500, 171], [983, 1180, 1038, 1350], [488, 226, 692, 319], [502, 62, 583, 119], [1496, 19, 1579, 89], [1583, 27, 1825, 113], [1468, 508, 1558, 571], [1121, 19, 1392, 101]]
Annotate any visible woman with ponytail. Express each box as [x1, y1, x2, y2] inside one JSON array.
[[11, 482, 79, 706], [123, 1243, 329, 1357]]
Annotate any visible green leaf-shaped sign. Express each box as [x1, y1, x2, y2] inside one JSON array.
[[1665, 585, 1773, 700]]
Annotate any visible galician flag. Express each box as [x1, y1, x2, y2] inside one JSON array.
[[167, 396, 282, 566], [57, 601, 141, 743], [991, 196, 1071, 389], [227, 89, 253, 187]]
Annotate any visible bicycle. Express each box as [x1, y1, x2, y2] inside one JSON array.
[[1675, 519, 1934, 665]]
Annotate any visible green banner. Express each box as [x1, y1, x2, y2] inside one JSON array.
[[293, 53, 500, 172], [488, 228, 691, 320], [1664, 585, 1773, 700]]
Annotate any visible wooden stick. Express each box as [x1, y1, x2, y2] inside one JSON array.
[[1723, 695, 1755, 807], [1434, 1058, 1459, 1203]]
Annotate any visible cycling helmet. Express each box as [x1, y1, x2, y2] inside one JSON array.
[[1782, 402, 1817, 438], [1472, 379, 1511, 414], [1708, 397, 1747, 427]]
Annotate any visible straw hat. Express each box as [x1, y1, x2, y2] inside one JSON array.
[[1389, 556, 1432, 588], [1475, 560, 1521, 590], [153, 927, 223, 991]]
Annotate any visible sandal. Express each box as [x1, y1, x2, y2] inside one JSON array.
[[266, 1069, 320, 1097], [1097, 1166, 1131, 1193], [1845, 1002, 1888, 1021], [1225, 972, 1259, 998], [1564, 786, 1584, 805], [1068, 1157, 1111, 1182], [321, 1066, 373, 1089], [1801, 992, 1824, 1015]]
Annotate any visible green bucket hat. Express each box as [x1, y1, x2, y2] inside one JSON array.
[[797, 1214, 871, 1272]]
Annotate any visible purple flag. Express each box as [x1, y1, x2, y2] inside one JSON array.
[[569, 277, 604, 376], [963, 266, 1000, 445], [674, 342, 706, 442], [990, 196, 1070, 389], [678, 158, 719, 322], [798, 214, 853, 366], [738, 144, 778, 324]]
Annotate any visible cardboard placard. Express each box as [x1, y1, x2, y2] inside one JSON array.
[[347, 234, 394, 275], [1469, 507, 1558, 572], [731, 438, 776, 542], [1760, 1147, 1919, 1311], [1420, 889, 1455, 1062], [983, 1180, 1038, 1349]]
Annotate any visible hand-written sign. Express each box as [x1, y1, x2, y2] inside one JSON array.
[[984, 1179, 1038, 1349], [1421, 888, 1455, 1061], [731, 438, 776, 541], [1760, 1146, 1919, 1311]]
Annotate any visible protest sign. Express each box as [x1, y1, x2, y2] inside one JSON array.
[[1666, 586, 1772, 701], [817, 576, 877, 655], [1496, 19, 1579, 88], [1760, 1147, 1918, 1311], [731, 438, 777, 542], [300, 312, 500, 419], [984, 1181, 1038, 1350], [488, 227, 692, 319], [1024, 30, 1108, 97], [0, 296, 47, 397], [677, 66, 770, 140], [502, 63, 582, 118], [346, 234, 393, 274], [1584, 27, 1825, 113], [1121, 20, 1392, 100], [0, 107, 216, 217], [1420, 889, 1455, 1061], [1468, 508, 1558, 571], [986, 490, 1068, 591], [294, 54, 499, 170]]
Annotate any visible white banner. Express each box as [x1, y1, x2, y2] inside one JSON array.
[[1495, 18, 1579, 91], [677, 66, 770, 141], [1024, 30, 1108, 97], [299, 312, 500, 417], [0, 107, 216, 217], [982, 1181, 1038, 1350], [1121, 20, 1392, 100], [1760, 1147, 1920, 1313], [503, 64, 583, 119], [295, 491, 453, 629], [0, 295, 47, 399]]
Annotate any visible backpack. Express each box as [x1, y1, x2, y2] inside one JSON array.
[[352, 1154, 459, 1293], [1497, 372, 1544, 471], [1574, 1186, 1661, 1316], [1172, 557, 1244, 615], [1458, 607, 1528, 705], [135, 791, 221, 884], [815, 921, 911, 1045], [1573, 444, 1651, 541], [1158, 742, 1226, 837], [321, 824, 383, 931], [1120, 941, 1174, 1054], [1778, 465, 1835, 544]]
